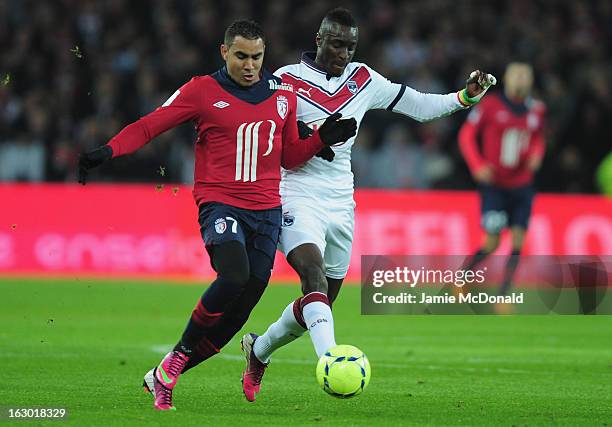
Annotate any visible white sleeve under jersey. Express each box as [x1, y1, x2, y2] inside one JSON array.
[[366, 65, 467, 122]]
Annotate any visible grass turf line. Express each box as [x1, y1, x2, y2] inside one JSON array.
[[1, 278, 611, 426]]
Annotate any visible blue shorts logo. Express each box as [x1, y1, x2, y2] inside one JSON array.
[[214, 218, 227, 234], [283, 213, 295, 227]]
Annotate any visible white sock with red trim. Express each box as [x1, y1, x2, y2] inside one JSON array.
[[253, 298, 306, 364], [301, 292, 336, 358]]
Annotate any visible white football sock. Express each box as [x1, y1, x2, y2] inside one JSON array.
[[302, 294, 336, 358], [253, 300, 306, 364]]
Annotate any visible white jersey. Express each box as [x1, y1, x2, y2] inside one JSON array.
[[274, 52, 467, 204]]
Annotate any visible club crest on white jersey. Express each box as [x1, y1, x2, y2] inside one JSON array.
[[347, 80, 358, 94]]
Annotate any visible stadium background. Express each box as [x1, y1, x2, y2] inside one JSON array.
[[0, 0, 610, 192]]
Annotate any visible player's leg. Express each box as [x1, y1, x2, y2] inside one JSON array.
[[180, 207, 280, 373], [499, 226, 525, 295], [181, 276, 268, 373], [244, 243, 330, 401], [322, 207, 354, 304], [150, 240, 250, 409], [282, 243, 336, 356], [252, 205, 355, 364], [251, 203, 329, 361], [252, 202, 354, 362], [464, 185, 506, 271], [149, 202, 251, 410], [217, 207, 283, 403], [327, 277, 344, 304], [499, 185, 534, 295], [177, 241, 250, 353]]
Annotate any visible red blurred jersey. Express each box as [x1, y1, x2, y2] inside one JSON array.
[[458, 92, 546, 188], [107, 68, 323, 209]]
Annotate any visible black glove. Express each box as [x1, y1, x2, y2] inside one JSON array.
[[316, 146, 335, 162], [318, 112, 357, 146], [78, 145, 113, 185], [298, 120, 335, 162], [297, 120, 313, 139]]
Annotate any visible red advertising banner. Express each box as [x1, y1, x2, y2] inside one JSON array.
[[1, 184, 610, 282]]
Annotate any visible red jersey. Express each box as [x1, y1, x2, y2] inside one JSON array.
[[107, 68, 324, 209], [458, 92, 546, 188]]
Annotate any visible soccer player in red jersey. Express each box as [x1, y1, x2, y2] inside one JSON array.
[[78, 20, 356, 411], [459, 62, 546, 298]]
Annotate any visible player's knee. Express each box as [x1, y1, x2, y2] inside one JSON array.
[[218, 263, 250, 286], [212, 241, 251, 285]]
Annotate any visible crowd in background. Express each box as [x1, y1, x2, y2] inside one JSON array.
[[0, 0, 610, 193]]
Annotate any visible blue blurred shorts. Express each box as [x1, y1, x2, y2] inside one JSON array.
[[479, 184, 534, 233]]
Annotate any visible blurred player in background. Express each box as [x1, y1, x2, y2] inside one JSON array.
[[78, 20, 356, 411], [240, 7, 496, 402], [459, 62, 546, 300]]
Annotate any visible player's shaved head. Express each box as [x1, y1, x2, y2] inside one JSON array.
[[504, 62, 534, 100], [224, 20, 265, 47], [315, 8, 358, 77]]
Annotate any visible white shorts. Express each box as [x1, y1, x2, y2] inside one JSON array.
[[279, 197, 355, 280]]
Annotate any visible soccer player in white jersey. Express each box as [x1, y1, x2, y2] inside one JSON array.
[[240, 8, 496, 402]]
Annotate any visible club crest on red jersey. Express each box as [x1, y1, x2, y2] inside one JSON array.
[[277, 95, 288, 119], [214, 218, 227, 234]]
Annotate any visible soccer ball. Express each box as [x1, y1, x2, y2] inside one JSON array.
[[316, 344, 371, 398]]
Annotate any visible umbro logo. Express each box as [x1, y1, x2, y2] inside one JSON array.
[[213, 101, 230, 109]]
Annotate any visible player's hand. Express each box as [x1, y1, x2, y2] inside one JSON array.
[[297, 120, 314, 139], [460, 70, 497, 106], [527, 156, 542, 172], [78, 145, 113, 185], [316, 146, 335, 162], [318, 112, 357, 146], [474, 164, 494, 184], [297, 120, 335, 161], [466, 70, 496, 97]]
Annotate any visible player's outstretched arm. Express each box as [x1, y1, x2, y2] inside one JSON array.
[[77, 77, 202, 184], [377, 68, 496, 122]]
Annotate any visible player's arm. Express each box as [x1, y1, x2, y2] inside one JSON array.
[[78, 78, 202, 184], [526, 108, 546, 172], [281, 105, 356, 170], [526, 132, 545, 171], [369, 67, 496, 122], [458, 104, 493, 184]]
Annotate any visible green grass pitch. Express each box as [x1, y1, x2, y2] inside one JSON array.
[[1, 278, 611, 426]]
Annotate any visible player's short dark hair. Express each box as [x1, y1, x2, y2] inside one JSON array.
[[224, 20, 265, 46], [322, 7, 357, 28]]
